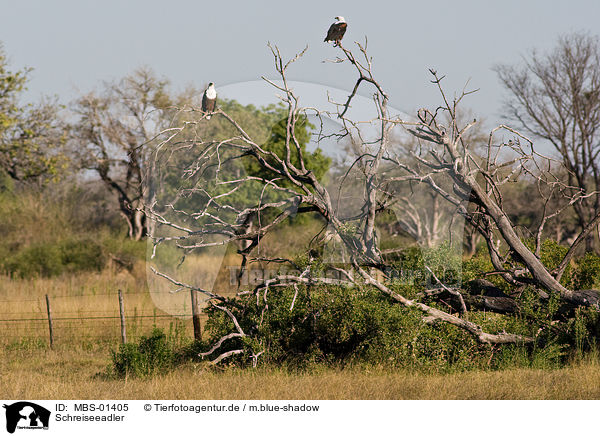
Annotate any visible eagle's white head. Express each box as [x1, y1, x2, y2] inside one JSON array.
[[206, 82, 216, 98], [335, 16, 346, 23]]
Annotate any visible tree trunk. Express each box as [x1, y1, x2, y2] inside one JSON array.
[[466, 175, 597, 307]]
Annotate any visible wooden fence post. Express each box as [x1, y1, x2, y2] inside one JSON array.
[[191, 289, 202, 341], [45, 294, 54, 349], [118, 289, 127, 344]]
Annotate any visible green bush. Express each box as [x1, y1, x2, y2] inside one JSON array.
[[539, 239, 572, 287], [385, 243, 462, 288], [59, 239, 105, 272], [0, 189, 145, 278], [572, 253, 600, 290], [462, 249, 510, 292], [538, 239, 568, 270], [106, 286, 575, 375], [202, 285, 503, 371], [100, 233, 146, 263], [110, 328, 177, 378], [2, 238, 105, 278], [198, 270, 583, 371], [4, 243, 63, 277]]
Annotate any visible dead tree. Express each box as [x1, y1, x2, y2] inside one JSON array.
[[390, 68, 600, 307], [147, 41, 600, 365]]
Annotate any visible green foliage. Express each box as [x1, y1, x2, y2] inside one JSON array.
[[200, 282, 572, 372], [244, 115, 331, 186], [522, 240, 600, 290], [564, 307, 600, 356], [0, 44, 67, 183], [538, 239, 572, 286], [509, 238, 572, 286], [572, 253, 600, 290], [539, 239, 568, 270], [0, 168, 14, 192], [463, 239, 575, 291], [188, 99, 286, 145], [110, 328, 177, 378], [2, 238, 104, 278], [517, 286, 561, 323], [387, 243, 462, 288], [202, 285, 521, 371], [196, 242, 590, 372], [462, 249, 494, 281], [156, 101, 330, 231], [0, 189, 145, 278], [100, 233, 146, 263], [0, 44, 29, 130], [490, 341, 565, 370]]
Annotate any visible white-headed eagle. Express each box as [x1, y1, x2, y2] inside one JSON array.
[[202, 82, 217, 119], [324, 16, 347, 47]]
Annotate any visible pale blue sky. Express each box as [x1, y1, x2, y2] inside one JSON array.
[[2, 0, 599, 125]]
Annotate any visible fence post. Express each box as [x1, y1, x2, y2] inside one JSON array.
[[191, 289, 202, 341], [118, 289, 127, 344], [45, 294, 54, 349]]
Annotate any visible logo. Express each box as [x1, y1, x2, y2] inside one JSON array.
[[3, 402, 50, 434]]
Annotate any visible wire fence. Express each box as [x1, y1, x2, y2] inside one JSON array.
[[0, 289, 205, 346]]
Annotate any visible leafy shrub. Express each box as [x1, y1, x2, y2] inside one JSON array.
[[0, 189, 145, 278], [59, 239, 105, 272], [538, 239, 568, 270], [463, 239, 575, 290], [199, 271, 584, 372], [2, 238, 104, 278], [572, 253, 600, 290], [3, 243, 63, 277], [462, 249, 510, 292], [100, 233, 146, 263], [202, 284, 501, 371], [110, 328, 177, 378], [539, 239, 572, 286], [386, 243, 462, 288]]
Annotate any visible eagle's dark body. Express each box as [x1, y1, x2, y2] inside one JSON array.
[[324, 18, 347, 46]]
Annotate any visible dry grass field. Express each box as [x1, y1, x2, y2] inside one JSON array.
[[0, 266, 195, 344], [1, 344, 600, 400], [0, 229, 322, 346], [0, 253, 246, 344]]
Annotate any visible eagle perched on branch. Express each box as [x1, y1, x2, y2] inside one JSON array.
[[324, 16, 347, 46], [202, 82, 217, 120]]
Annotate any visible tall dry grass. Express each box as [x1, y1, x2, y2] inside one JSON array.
[[0, 244, 282, 345], [0, 262, 197, 344], [2, 344, 600, 399]]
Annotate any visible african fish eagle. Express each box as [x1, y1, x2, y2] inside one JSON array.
[[324, 16, 347, 46], [202, 82, 217, 119]]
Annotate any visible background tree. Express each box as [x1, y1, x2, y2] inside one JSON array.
[[71, 68, 172, 240], [494, 32, 600, 251], [0, 44, 67, 186]]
